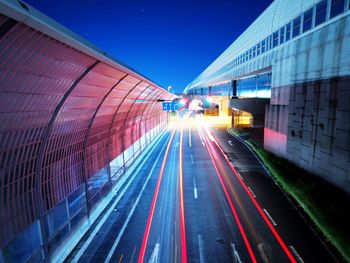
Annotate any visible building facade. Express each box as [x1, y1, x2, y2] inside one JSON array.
[[185, 0, 350, 193]]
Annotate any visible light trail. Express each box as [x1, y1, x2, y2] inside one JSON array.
[[137, 129, 176, 263], [209, 131, 297, 263], [179, 127, 188, 263], [198, 126, 257, 263]]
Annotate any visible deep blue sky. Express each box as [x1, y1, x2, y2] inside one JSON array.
[[25, 0, 272, 93]]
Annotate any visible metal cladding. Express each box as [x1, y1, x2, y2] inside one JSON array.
[[185, 0, 350, 91], [0, 0, 174, 256]]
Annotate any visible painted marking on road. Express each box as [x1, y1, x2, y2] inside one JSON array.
[[203, 129, 257, 263], [248, 187, 256, 198], [263, 209, 277, 226], [228, 140, 233, 146], [71, 132, 169, 263], [130, 246, 137, 263], [257, 243, 270, 263], [198, 234, 205, 263], [138, 131, 176, 263], [103, 137, 170, 263], [179, 127, 188, 263], [190, 154, 194, 164], [148, 243, 160, 263], [289, 246, 304, 263], [193, 177, 198, 199], [189, 128, 192, 147], [224, 128, 297, 262], [231, 243, 242, 263]]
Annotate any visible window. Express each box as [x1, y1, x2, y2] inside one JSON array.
[[315, 0, 328, 26], [280, 27, 285, 44], [273, 31, 279, 47], [330, 0, 345, 18], [266, 36, 271, 51], [285, 23, 291, 41], [261, 39, 266, 53], [257, 43, 261, 56], [303, 8, 313, 32], [292, 16, 301, 38]]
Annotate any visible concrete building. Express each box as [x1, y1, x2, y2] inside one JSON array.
[[185, 0, 350, 193]]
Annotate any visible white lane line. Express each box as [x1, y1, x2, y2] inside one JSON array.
[[263, 209, 277, 226], [257, 243, 270, 263], [228, 140, 233, 146], [104, 143, 167, 263], [198, 234, 205, 263], [148, 243, 160, 263], [189, 128, 192, 147], [289, 245, 305, 263], [190, 154, 194, 164], [231, 243, 242, 263], [248, 187, 256, 198], [130, 246, 137, 263], [71, 132, 168, 263], [193, 177, 198, 199]]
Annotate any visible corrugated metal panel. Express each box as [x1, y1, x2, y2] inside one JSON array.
[[187, 0, 322, 90]]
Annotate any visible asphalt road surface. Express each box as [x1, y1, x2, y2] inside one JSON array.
[[66, 111, 337, 263]]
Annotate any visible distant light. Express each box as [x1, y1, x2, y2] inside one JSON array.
[[206, 96, 213, 103], [179, 99, 186, 106]]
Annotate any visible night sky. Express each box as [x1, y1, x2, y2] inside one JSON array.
[[25, 0, 272, 93]]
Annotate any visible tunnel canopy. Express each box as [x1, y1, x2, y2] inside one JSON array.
[[0, 0, 174, 252]]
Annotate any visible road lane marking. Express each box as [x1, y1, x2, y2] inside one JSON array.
[[190, 154, 194, 164], [248, 187, 256, 198], [289, 246, 304, 263], [138, 130, 177, 263], [148, 243, 160, 263], [198, 234, 205, 263], [257, 243, 270, 263], [103, 136, 170, 263], [130, 246, 137, 263], [210, 133, 297, 263], [228, 140, 233, 146], [179, 127, 188, 263], [71, 131, 170, 263], [201, 127, 257, 263], [231, 243, 242, 263], [263, 209, 277, 226], [193, 177, 198, 199], [189, 128, 192, 147]]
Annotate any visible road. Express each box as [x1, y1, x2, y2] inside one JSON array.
[[66, 111, 337, 263]]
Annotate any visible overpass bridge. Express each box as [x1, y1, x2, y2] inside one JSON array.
[[185, 0, 350, 195]]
